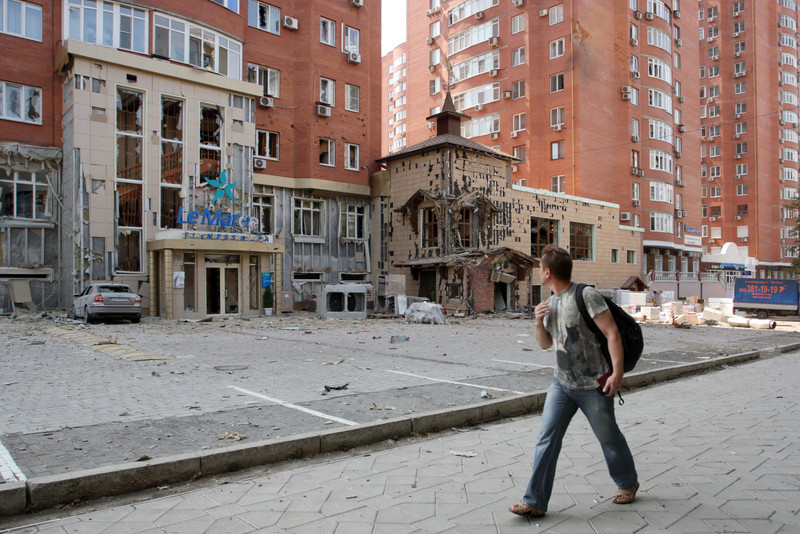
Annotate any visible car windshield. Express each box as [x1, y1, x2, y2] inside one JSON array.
[[98, 286, 133, 293]]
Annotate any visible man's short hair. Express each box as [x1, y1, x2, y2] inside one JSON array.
[[541, 245, 572, 281]]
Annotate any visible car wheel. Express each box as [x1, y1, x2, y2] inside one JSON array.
[[84, 306, 94, 324], [71, 306, 78, 320], [756, 310, 769, 320]]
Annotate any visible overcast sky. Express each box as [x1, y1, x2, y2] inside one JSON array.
[[381, 0, 407, 55]]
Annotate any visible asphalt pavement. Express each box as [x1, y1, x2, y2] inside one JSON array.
[[1, 337, 798, 532], [1, 312, 799, 522]]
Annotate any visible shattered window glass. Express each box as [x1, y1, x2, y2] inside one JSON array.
[[200, 105, 222, 184], [161, 97, 183, 185], [116, 88, 143, 181], [294, 198, 323, 237], [0, 169, 50, 219]]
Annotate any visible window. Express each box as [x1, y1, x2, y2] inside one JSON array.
[[549, 38, 565, 59], [630, 55, 638, 75], [733, 20, 745, 34], [2, 0, 42, 40], [512, 14, 525, 33], [257, 130, 279, 160], [247, 64, 280, 98], [154, 13, 242, 78], [344, 25, 360, 54], [248, 0, 280, 34], [512, 112, 526, 132], [734, 81, 746, 95], [455, 207, 472, 248], [735, 102, 747, 115], [294, 198, 323, 237], [160, 97, 183, 228], [631, 118, 640, 139], [626, 250, 636, 264], [531, 217, 558, 258], [0, 81, 41, 124], [254, 196, 273, 234], [648, 88, 672, 112], [647, 57, 672, 83], [0, 168, 51, 220], [549, 4, 564, 25], [421, 207, 438, 248], [340, 203, 365, 239], [116, 87, 144, 271], [649, 212, 674, 233], [512, 46, 526, 66], [430, 20, 440, 38], [569, 222, 593, 261], [430, 49, 440, 67], [631, 150, 640, 169], [319, 138, 334, 166], [453, 83, 500, 111], [345, 84, 360, 112], [512, 80, 526, 99], [611, 249, 619, 263], [551, 140, 565, 160], [710, 185, 721, 198], [733, 0, 744, 15], [430, 77, 441, 94], [451, 49, 500, 82], [737, 184, 748, 196], [550, 107, 565, 127], [647, 26, 671, 53], [345, 143, 359, 171], [709, 145, 720, 157], [551, 175, 566, 193], [649, 119, 673, 143], [707, 65, 719, 78], [649, 181, 674, 203], [320, 17, 335, 46], [461, 113, 500, 138], [736, 162, 748, 176], [66, 0, 147, 52], [549, 73, 564, 93], [319, 77, 335, 105], [513, 145, 526, 162]]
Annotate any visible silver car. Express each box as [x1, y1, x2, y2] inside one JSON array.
[[72, 283, 142, 324]]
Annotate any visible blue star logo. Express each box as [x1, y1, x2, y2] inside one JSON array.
[[205, 170, 236, 203]]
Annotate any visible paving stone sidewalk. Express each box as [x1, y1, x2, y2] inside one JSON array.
[[2, 351, 798, 533]]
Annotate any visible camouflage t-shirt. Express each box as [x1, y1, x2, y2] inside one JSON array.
[[542, 283, 610, 390]]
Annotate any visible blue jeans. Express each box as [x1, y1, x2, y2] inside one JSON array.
[[523, 378, 638, 511]]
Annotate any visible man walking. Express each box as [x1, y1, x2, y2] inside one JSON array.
[[509, 245, 639, 517]]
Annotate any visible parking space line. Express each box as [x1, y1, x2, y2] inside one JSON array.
[[492, 359, 553, 368], [228, 386, 358, 426], [0, 439, 25, 483], [386, 370, 526, 395]]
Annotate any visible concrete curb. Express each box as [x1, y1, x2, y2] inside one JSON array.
[[1, 343, 792, 516]]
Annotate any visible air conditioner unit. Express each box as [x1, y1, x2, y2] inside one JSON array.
[[490, 132, 500, 140], [634, 10, 642, 19], [707, 37, 715, 43], [429, 64, 436, 72], [259, 96, 275, 108], [630, 166, 638, 175], [511, 130, 519, 137], [489, 36, 499, 46], [351, 0, 363, 6], [426, 122, 434, 130], [512, 164, 519, 172], [735, 154, 742, 159], [347, 51, 362, 64], [681, 210, 687, 217], [733, 32, 739, 37], [674, 10, 681, 18], [631, 135, 639, 142], [630, 38, 638, 46], [708, 16, 715, 23], [708, 97, 714, 103], [316, 104, 331, 117], [679, 124, 686, 133], [555, 124, 564, 131], [780, 119, 786, 125], [742, 237, 748, 242], [734, 113, 741, 119], [539, 9, 549, 17], [475, 10, 484, 19], [426, 37, 434, 45], [489, 69, 498, 77], [645, 12, 654, 20], [622, 93, 632, 101], [637, 169, 644, 176], [710, 217, 717, 221], [503, 90, 512, 99], [620, 212, 631, 221], [426, 9, 433, 16], [283, 16, 299, 30], [734, 11, 740, 17], [631, 71, 640, 79], [780, 138, 785, 144], [780, 158, 785, 163], [253, 156, 267, 169], [736, 174, 742, 179], [676, 38, 682, 47], [735, 215, 741, 220], [474, 104, 483, 111], [734, 51, 741, 57], [734, 72, 744, 78], [512, 0, 524, 6], [632, 199, 640, 206], [675, 151, 682, 158], [711, 55, 719, 61], [734, 133, 740, 139], [676, 179, 685, 187]]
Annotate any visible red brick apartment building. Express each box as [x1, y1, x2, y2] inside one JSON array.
[[385, 0, 800, 284], [0, 0, 381, 317]]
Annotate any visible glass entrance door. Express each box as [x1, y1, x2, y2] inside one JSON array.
[[205, 255, 240, 315]]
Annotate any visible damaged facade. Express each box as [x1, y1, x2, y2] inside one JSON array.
[[1, 1, 380, 317], [374, 94, 643, 314]]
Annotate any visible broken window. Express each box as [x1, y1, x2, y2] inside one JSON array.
[[247, 64, 280, 97], [257, 130, 279, 160], [0, 82, 41, 125], [253, 195, 273, 234], [421, 207, 438, 249], [199, 105, 223, 184], [116, 87, 143, 180], [340, 203, 365, 239], [160, 97, 183, 228], [319, 78, 335, 105], [531, 217, 558, 259], [455, 207, 472, 248], [0, 168, 51, 220], [344, 26, 360, 54], [248, 1, 281, 35], [319, 138, 334, 166], [293, 198, 323, 237], [569, 222, 594, 261], [66, 1, 146, 53]]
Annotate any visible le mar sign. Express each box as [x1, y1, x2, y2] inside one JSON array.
[[176, 170, 251, 230]]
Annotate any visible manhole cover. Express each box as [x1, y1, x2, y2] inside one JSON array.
[[215, 365, 249, 371]]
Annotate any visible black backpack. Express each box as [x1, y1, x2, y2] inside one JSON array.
[[575, 284, 643, 403]]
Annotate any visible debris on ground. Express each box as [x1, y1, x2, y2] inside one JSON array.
[[449, 450, 477, 458], [324, 383, 349, 392], [405, 302, 447, 324], [218, 432, 247, 441]]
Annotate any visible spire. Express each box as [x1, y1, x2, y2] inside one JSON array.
[[426, 91, 469, 136]]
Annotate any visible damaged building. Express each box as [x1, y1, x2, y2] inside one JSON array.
[[373, 93, 643, 314]]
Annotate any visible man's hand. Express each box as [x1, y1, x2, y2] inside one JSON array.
[[602, 372, 623, 397], [534, 301, 553, 350]]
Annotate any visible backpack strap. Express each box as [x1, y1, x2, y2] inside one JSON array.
[[574, 283, 625, 405]]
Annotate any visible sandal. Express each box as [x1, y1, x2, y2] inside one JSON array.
[[612, 481, 640, 504], [509, 502, 546, 517]]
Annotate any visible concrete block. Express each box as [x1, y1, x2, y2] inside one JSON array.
[[0, 481, 26, 517], [702, 307, 730, 323], [640, 306, 660, 320], [319, 419, 411, 453], [26, 454, 200, 513], [198, 435, 321, 475]]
